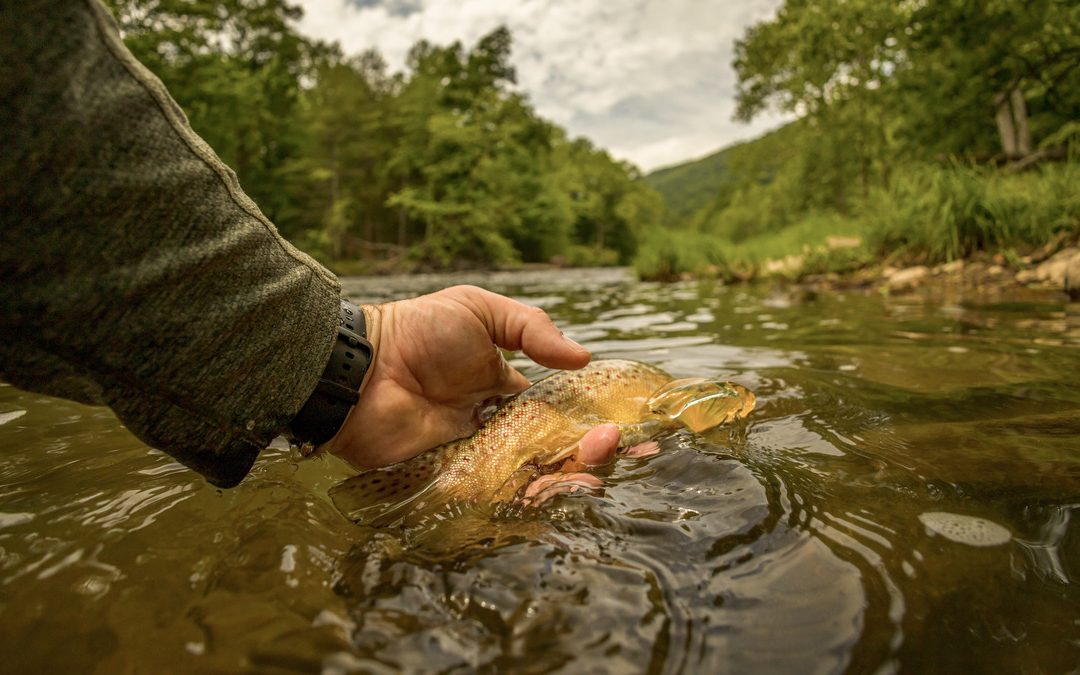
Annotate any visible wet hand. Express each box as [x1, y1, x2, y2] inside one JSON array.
[[323, 285, 592, 468], [519, 424, 661, 506]]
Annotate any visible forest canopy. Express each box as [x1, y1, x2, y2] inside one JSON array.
[[104, 0, 1079, 279], [640, 0, 1079, 279], [103, 0, 663, 271]]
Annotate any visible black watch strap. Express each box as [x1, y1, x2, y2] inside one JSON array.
[[289, 300, 373, 446]]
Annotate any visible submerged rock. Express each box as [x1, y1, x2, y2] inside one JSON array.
[[934, 260, 964, 276], [918, 511, 1012, 547], [1016, 247, 1080, 296], [886, 265, 930, 292], [1066, 254, 1080, 301]]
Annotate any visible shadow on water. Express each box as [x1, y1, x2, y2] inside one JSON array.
[[1, 267, 1078, 672]]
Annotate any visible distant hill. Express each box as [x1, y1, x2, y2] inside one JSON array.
[[643, 124, 797, 228], [643, 146, 739, 225]]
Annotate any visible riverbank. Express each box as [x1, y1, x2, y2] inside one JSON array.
[[324, 229, 1080, 298], [326, 242, 1080, 304], [645, 234, 1080, 301], [320, 161, 1079, 292], [634, 161, 1080, 295], [802, 242, 1080, 300]]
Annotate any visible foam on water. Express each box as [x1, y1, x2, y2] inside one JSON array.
[[918, 511, 1012, 547]]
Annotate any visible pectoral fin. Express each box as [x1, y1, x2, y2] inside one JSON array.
[[492, 466, 537, 503]]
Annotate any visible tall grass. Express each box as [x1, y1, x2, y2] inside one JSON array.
[[634, 230, 730, 280], [634, 212, 866, 280], [635, 162, 1079, 280], [722, 212, 862, 263], [864, 163, 1080, 263]]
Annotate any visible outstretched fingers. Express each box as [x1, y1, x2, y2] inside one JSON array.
[[519, 426, 664, 507], [522, 473, 604, 506]]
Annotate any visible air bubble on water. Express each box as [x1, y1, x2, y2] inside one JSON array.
[[75, 576, 109, 597], [918, 511, 1011, 547], [901, 560, 916, 578], [280, 543, 298, 573]]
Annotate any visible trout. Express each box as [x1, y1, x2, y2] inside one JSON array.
[[330, 359, 755, 527]]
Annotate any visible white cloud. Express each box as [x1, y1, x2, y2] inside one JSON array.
[[294, 0, 789, 171]]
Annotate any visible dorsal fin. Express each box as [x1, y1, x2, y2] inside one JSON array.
[[329, 446, 449, 527]]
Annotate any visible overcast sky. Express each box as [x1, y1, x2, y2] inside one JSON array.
[[294, 0, 789, 172]]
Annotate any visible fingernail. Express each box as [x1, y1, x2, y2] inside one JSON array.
[[562, 333, 586, 350]]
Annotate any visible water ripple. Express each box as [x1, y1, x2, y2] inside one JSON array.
[[2, 270, 1078, 672]]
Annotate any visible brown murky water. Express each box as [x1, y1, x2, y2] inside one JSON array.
[[1, 268, 1078, 673]]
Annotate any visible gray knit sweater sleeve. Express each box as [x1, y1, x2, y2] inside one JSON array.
[[0, 0, 342, 487]]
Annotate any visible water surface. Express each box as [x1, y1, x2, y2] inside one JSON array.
[[1, 268, 1078, 672]]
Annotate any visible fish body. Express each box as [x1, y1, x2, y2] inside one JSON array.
[[330, 359, 755, 527]]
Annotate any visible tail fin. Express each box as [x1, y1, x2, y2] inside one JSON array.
[[329, 447, 446, 527], [646, 378, 756, 432]]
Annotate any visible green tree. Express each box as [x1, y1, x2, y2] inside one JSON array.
[[104, 5, 663, 270], [896, 0, 1080, 158], [284, 47, 398, 255], [103, 0, 311, 224]]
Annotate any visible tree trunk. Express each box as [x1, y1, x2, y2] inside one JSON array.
[[329, 141, 339, 207], [328, 141, 343, 259], [1010, 87, 1032, 156], [995, 86, 1032, 159]]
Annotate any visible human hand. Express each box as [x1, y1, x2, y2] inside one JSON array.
[[519, 425, 660, 506], [323, 285, 604, 470]]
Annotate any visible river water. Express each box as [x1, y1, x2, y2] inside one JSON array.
[[1, 268, 1078, 673]]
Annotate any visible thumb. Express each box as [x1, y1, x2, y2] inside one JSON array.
[[452, 286, 591, 370]]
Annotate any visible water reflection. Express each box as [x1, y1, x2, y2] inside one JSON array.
[[1, 268, 1078, 672]]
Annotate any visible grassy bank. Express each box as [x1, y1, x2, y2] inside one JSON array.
[[635, 162, 1080, 282]]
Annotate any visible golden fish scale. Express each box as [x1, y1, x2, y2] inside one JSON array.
[[435, 360, 671, 499]]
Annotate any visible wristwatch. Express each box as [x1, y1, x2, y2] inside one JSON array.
[[288, 299, 373, 447]]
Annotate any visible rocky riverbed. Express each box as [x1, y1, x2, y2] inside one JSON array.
[[800, 237, 1080, 300]]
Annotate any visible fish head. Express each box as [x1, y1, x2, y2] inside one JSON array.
[[645, 378, 756, 432]]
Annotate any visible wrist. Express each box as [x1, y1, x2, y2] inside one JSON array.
[[287, 299, 376, 449], [321, 303, 385, 460]]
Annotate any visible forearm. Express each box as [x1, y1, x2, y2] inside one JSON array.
[[0, 0, 340, 486]]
